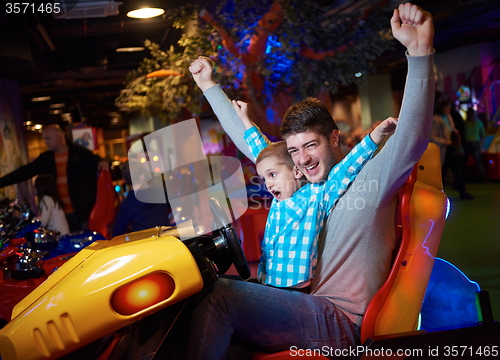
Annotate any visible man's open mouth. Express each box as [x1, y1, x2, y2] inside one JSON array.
[[303, 163, 319, 175]]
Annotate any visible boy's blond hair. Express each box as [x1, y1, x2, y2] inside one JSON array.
[[256, 141, 295, 170]]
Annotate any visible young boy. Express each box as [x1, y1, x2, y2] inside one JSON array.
[[189, 58, 397, 289]]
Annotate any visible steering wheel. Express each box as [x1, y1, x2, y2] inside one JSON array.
[[209, 197, 250, 279]]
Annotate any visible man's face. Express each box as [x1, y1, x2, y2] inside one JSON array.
[[285, 130, 338, 184], [42, 129, 64, 152]]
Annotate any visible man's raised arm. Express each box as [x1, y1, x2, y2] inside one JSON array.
[[373, 3, 435, 205], [189, 57, 255, 161]]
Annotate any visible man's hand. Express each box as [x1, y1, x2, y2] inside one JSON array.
[[391, 2, 434, 57], [231, 100, 255, 130], [188, 56, 217, 92], [370, 117, 398, 145]]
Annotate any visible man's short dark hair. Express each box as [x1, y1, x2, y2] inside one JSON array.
[[280, 97, 338, 138]]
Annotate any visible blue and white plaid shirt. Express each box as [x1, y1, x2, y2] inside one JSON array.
[[244, 126, 377, 288]]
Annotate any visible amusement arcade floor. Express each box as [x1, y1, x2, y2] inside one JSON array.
[[438, 181, 500, 321]]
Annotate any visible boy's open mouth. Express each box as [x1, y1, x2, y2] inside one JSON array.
[[271, 190, 281, 200]]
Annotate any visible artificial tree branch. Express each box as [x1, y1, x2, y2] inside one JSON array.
[[245, 0, 284, 63], [199, 9, 240, 57], [300, 42, 353, 60]]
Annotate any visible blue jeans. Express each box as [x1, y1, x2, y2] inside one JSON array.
[[185, 278, 360, 360]]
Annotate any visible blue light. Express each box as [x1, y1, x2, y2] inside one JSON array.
[[434, 258, 480, 291], [421, 220, 435, 258], [355, 72, 362, 77], [260, 35, 297, 107], [419, 257, 481, 330], [266, 39, 281, 54], [115, 185, 121, 192], [266, 108, 277, 125], [445, 197, 451, 219]]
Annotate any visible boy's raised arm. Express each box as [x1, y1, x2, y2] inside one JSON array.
[[232, 100, 256, 131]]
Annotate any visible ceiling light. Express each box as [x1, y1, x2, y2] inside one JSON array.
[[116, 46, 145, 52], [49, 103, 66, 108], [31, 96, 51, 102], [126, 0, 165, 19], [34, 124, 42, 130], [116, 36, 147, 52], [50, 109, 63, 115], [127, 8, 165, 18], [61, 113, 72, 122]]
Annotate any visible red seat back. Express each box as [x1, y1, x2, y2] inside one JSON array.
[[360, 143, 447, 342], [88, 170, 115, 239]]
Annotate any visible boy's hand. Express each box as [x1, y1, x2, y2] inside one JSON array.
[[188, 56, 217, 92], [232, 100, 254, 130], [370, 117, 398, 145], [391, 3, 434, 56]]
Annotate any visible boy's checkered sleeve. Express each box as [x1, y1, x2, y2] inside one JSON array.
[[244, 126, 271, 161], [324, 134, 378, 209]]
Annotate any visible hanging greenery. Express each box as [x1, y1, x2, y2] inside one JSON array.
[[116, 0, 395, 125], [115, 5, 214, 123]]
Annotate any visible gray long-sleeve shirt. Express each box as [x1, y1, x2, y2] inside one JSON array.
[[203, 53, 435, 325]]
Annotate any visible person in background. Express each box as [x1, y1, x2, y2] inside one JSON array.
[[112, 159, 174, 237], [34, 174, 70, 236], [431, 100, 473, 200], [430, 99, 453, 166], [464, 106, 487, 182], [0, 124, 109, 231]]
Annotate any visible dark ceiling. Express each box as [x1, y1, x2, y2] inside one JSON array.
[[1, 0, 500, 130]]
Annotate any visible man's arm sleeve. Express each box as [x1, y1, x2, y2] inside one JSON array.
[[370, 52, 435, 206], [204, 84, 270, 163], [0, 160, 39, 188]]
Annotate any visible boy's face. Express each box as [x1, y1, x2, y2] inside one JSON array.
[[256, 157, 302, 201], [285, 129, 338, 184]]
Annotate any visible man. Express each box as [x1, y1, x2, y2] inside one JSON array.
[[0, 124, 108, 232], [186, 3, 435, 359]]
